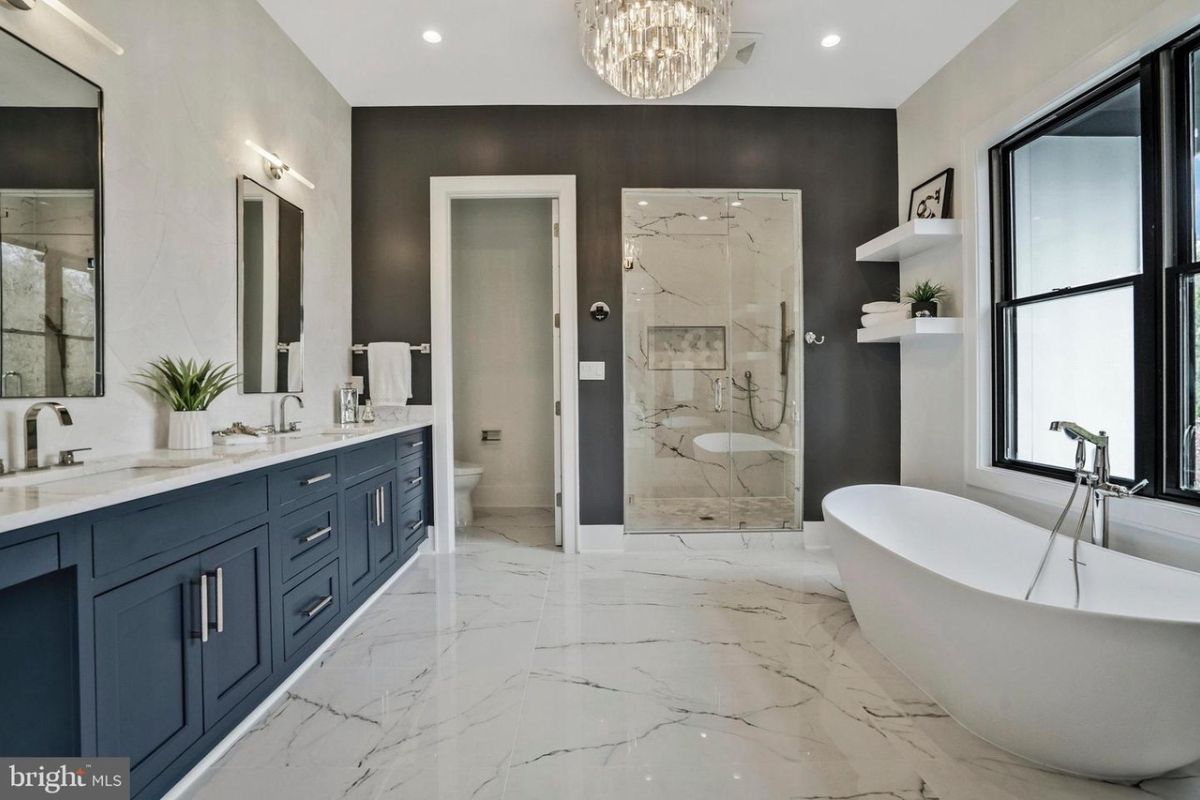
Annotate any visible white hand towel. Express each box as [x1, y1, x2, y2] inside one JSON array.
[[368, 342, 412, 406], [286, 341, 304, 393], [861, 309, 911, 328], [862, 301, 910, 314]]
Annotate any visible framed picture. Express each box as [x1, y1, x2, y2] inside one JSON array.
[[647, 326, 726, 370], [907, 168, 954, 220]]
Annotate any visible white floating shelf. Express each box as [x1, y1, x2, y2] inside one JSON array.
[[856, 219, 962, 262], [857, 317, 963, 344]]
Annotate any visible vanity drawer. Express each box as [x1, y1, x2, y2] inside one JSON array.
[[282, 559, 340, 659], [0, 533, 59, 591], [398, 494, 427, 552], [92, 477, 268, 577], [270, 456, 338, 509], [396, 457, 427, 507], [340, 438, 395, 483], [396, 429, 426, 465], [276, 496, 339, 582]]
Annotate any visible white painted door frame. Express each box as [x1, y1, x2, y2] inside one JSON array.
[[429, 175, 580, 554]]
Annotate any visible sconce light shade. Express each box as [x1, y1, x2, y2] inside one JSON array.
[[3, 0, 125, 55], [244, 139, 315, 190]]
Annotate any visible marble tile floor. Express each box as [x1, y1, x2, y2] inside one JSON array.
[[183, 508, 1200, 800], [625, 496, 798, 532]]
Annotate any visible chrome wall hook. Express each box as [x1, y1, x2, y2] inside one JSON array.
[[804, 331, 825, 345]]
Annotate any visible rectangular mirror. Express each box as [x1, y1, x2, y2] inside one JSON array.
[[238, 176, 303, 393], [0, 30, 103, 398]]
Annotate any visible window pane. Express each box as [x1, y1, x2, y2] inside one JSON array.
[[1010, 83, 1143, 297], [1184, 275, 1200, 490], [1192, 51, 1200, 260], [1010, 287, 1135, 476]]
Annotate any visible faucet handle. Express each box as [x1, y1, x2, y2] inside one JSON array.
[[58, 447, 91, 466], [1127, 478, 1149, 496]]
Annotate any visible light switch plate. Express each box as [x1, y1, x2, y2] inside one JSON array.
[[349, 376, 365, 392], [579, 361, 605, 381]]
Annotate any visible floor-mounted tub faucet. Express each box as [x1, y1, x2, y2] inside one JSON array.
[[1048, 421, 1148, 549]]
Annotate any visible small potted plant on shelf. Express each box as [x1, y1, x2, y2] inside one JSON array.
[[901, 280, 950, 318], [134, 357, 239, 450]]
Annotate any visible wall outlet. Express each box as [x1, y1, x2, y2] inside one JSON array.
[[349, 375, 365, 392], [579, 361, 605, 381]]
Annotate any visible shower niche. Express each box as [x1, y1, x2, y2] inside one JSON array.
[[623, 189, 803, 532]]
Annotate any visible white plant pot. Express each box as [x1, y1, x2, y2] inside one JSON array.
[[168, 410, 210, 450]]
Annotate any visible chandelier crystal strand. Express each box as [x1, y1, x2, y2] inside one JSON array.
[[577, 0, 733, 100]]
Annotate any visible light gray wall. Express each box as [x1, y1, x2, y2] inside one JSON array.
[[896, 0, 1200, 566], [451, 198, 555, 508], [0, 0, 352, 462]]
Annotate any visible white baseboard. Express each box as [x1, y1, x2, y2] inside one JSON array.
[[578, 524, 625, 552], [161, 549, 424, 799]]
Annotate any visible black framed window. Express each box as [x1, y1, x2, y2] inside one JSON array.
[[991, 26, 1200, 505]]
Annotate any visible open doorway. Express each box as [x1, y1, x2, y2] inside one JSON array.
[[429, 176, 579, 554], [451, 198, 558, 550]]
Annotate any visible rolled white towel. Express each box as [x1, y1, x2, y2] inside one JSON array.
[[861, 309, 911, 328], [862, 301, 910, 314]]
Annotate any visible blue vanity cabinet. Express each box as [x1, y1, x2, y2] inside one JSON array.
[[94, 555, 205, 797], [198, 526, 272, 728], [1, 426, 433, 800]]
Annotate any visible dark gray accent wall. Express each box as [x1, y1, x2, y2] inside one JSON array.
[[352, 105, 900, 523]]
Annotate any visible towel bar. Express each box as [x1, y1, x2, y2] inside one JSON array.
[[351, 343, 430, 354]]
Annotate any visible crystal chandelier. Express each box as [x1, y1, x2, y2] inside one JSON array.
[[577, 0, 733, 100]]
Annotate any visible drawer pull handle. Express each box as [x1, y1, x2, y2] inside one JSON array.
[[305, 594, 334, 618], [409, 476, 423, 486], [301, 526, 333, 544], [409, 441, 424, 448], [215, 567, 224, 634], [199, 573, 209, 643], [410, 519, 424, 532], [301, 472, 333, 486]]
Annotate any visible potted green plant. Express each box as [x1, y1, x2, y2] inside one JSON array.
[[901, 280, 950, 318], [134, 357, 239, 449]]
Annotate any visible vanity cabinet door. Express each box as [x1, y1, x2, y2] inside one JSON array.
[[199, 527, 271, 728], [344, 477, 377, 601], [94, 556, 204, 796], [371, 474, 399, 574]]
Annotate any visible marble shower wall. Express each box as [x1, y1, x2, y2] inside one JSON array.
[[0, 0, 352, 462], [623, 191, 801, 529]]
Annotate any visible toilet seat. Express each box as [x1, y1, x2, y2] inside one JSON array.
[[455, 461, 483, 477]]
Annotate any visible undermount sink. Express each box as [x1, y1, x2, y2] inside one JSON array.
[[0, 458, 220, 491]]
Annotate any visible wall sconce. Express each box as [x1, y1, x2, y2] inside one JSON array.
[[244, 139, 315, 190], [2, 0, 125, 55]]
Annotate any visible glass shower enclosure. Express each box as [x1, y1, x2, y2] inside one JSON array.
[[623, 189, 802, 532]]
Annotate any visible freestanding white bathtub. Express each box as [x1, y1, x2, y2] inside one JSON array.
[[822, 484, 1200, 780]]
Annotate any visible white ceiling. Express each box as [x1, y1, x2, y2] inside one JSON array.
[[256, 0, 1017, 108]]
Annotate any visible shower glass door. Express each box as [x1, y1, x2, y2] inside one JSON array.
[[623, 189, 802, 532]]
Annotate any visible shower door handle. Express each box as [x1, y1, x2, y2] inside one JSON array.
[[714, 378, 725, 412]]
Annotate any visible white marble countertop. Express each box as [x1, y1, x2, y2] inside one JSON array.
[[0, 411, 433, 535]]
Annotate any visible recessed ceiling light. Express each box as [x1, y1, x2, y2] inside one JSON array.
[[731, 200, 742, 207], [637, 200, 648, 206], [422, 30, 443, 44], [698, 215, 709, 221], [821, 33, 841, 48]]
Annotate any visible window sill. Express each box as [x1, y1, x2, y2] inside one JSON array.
[[966, 462, 1200, 543]]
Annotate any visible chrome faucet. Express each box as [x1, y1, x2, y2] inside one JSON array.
[[280, 394, 304, 432], [24, 402, 73, 471], [1049, 421, 1148, 548]]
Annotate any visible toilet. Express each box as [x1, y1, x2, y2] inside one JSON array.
[[454, 461, 484, 526]]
